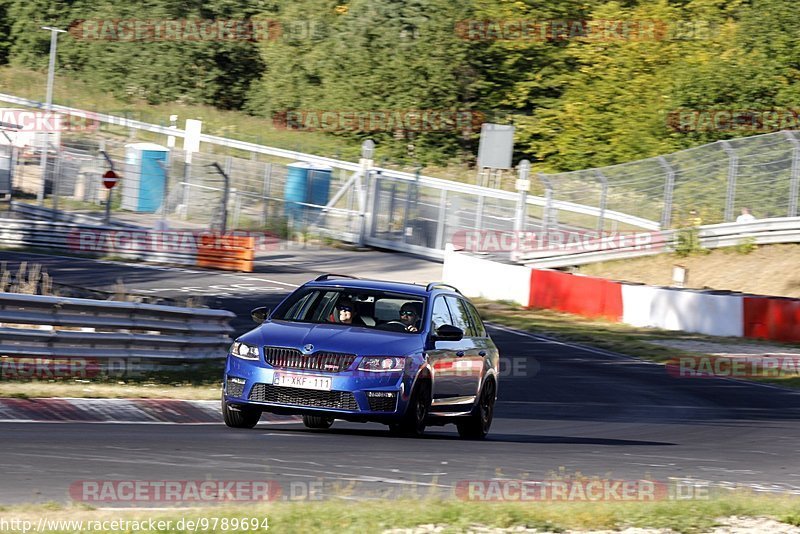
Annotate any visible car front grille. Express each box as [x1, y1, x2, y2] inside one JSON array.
[[249, 383, 359, 411], [367, 395, 398, 412], [263, 346, 355, 373]]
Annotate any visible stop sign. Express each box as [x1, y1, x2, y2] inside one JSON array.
[[103, 170, 119, 189]]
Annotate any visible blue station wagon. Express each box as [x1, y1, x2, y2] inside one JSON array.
[[222, 274, 500, 438]]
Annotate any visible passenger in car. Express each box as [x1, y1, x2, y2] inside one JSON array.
[[399, 302, 423, 332], [336, 298, 366, 326]]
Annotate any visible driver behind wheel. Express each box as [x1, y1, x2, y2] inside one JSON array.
[[399, 302, 422, 332]]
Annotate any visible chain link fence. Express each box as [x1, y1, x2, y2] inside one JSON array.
[[4, 126, 800, 259]]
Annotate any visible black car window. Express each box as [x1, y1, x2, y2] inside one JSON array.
[[445, 295, 473, 336], [431, 296, 453, 332], [273, 287, 425, 333], [464, 300, 487, 338]]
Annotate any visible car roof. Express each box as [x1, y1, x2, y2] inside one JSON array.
[[304, 277, 459, 297]]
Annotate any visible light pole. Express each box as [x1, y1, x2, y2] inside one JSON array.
[[38, 26, 66, 206]]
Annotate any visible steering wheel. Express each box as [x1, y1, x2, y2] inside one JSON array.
[[377, 320, 408, 332]]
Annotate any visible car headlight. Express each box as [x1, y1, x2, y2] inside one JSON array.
[[230, 341, 260, 360], [358, 356, 406, 372]]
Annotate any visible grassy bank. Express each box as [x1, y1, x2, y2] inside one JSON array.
[[1, 494, 798, 533]]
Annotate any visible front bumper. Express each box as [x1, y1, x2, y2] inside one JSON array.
[[223, 355, 413, 421]]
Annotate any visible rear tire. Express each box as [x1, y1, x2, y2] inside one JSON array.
[[390, 380, 431, 437], [222, 394, 261, 429], [303, 415, 334, 429], [457, 378, 495, 440]]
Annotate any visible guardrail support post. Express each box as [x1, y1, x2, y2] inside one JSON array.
[[538, 173, 554, 235], [785, 131, 800, 217], [514, 160, 531, 234], [261, 162, 272, 227], [721, 141, 738, 222], [434, 188, 448, 250], [658, 156, 675, 228], [594, 170, 608, 232]]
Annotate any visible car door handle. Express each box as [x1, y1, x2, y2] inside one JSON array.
[[456, 351, 465, 357], [478, 351, 487, 357]]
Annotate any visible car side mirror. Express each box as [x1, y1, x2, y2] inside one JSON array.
[[251, 307, 270, 324], [433, 324, 463, 342]]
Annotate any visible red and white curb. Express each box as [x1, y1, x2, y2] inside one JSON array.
[[0, 398, 300, 424]]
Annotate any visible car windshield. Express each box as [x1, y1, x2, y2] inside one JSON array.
[[272, 287, 426, 333]]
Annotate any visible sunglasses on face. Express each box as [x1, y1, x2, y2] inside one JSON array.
[[338, 306, 353, 312], [400, 310, 417, 317]]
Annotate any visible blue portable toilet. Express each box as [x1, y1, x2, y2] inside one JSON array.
[[284, 162, 332, 222], [122, 143, 169, 213]]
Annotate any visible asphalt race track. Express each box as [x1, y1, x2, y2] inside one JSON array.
[[1, 249, 799, 505]]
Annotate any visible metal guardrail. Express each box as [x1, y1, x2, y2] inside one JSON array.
[[0, 292, 235, 361], [0, 217, 197, 265], [0, 93, 659, 231], [9, 201, 141, 228], [515, 217, 800, 268]]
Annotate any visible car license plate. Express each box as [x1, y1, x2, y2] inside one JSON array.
[[273, 373, 332, 391]]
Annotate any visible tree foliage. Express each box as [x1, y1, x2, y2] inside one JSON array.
[[1, 0, 799, 167]]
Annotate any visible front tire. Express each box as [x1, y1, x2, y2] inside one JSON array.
[[457, 378, 495, 440], [222, 394, 261, 429], [303, 415, 334, 429], [390, 380, 431, 437]]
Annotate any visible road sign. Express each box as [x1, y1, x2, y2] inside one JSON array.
[[102, 170, 119, 189]]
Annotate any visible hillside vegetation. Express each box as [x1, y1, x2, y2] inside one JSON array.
[[1, 0, 799, 170]]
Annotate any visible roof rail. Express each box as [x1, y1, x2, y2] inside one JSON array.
[[314, 274, 360, 282], [425, 282, 461, 294]]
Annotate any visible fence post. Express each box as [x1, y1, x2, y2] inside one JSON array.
[[538, 173, 554, 235], [514, 160, 531, 234], [434, 188, 448, 250], [182, 157, 191, 220], [51, 146, 64, 221], [357, 140, 374, 247], [594, 170, 608, 232], [721, 140, 738, 222], [261, 162, 272, 227], [658, 156, 675, 228], [785, 131, 800, 217]]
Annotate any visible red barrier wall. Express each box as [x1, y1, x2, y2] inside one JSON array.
[[743, 296, 800, 342], [529, 270, 623, 321]]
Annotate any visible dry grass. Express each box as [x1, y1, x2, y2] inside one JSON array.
[[0, 494, 798, 533], [578, 243, 800, 298], [0, 381, 220, 400]]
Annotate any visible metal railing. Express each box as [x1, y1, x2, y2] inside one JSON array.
[[0, 292, 235, 361], [515, 217, 800, 268], [3, 93, 800, 261], [0, 217, 198, 265]]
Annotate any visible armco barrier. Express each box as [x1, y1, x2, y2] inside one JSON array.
[[529, 270, 623, 320], [196, 234, 255, 273], [0, 292, 235, 361], [744, 296, 800, 342]]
